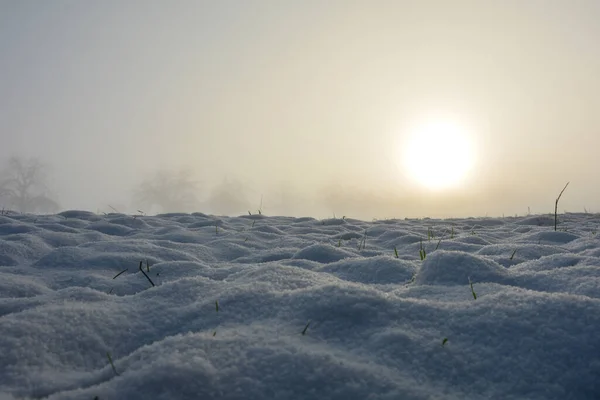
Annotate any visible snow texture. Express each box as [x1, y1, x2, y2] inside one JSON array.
[[1, 211, 599, 399]]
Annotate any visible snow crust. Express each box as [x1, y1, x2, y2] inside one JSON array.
[[1, 211, 599, 399]]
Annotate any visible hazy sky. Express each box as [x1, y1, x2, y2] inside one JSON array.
[[1, 0, 599, 219]]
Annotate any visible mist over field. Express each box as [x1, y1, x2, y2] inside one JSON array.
[[1, 1, 599, 219]]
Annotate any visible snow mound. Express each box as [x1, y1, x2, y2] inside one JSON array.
[[319, 256, 416, 284], [415, 250, 510, 286], [518, 230, 579, 244], [292, 243, 355, 263]]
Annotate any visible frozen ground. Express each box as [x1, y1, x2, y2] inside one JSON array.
[[1, 210, 599, 399]]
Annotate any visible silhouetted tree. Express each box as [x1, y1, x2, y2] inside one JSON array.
[[0, 156, 60, 213], [134, 169, 200, 213], [205, 178, 251, 216]]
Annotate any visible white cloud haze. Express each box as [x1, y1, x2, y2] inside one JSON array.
[[1, 0, 599, 219]]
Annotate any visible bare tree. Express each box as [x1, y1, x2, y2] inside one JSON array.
[[0, 156, 60, 213], [205, 177, 251, 216], [133, 169, 200, 213]]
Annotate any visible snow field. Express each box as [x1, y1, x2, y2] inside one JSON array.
[[0, 211, 599, 399]]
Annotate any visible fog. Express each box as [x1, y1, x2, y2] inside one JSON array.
[[1, 1, 599, 219]]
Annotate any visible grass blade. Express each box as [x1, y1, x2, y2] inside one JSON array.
[[468, 276, 477, 300], [139, 261, 155, 287], [554, 182, 570, 231], [106, 352, 119, 376], [301, 321, 311, 335], [112, 268, 128, 279]]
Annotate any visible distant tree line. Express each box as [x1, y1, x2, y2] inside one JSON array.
[[133, 169, 253, 216], [0, 156, 300, 216]]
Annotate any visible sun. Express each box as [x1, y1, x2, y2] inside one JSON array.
[[401, 117, 475, 191]]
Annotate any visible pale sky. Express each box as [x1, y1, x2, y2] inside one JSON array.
[[1, 0, 599, 219]]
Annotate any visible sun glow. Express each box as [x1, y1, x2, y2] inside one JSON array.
[[401, 117, 475, 191]]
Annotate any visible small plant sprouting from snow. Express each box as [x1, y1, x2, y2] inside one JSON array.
[[301, 321, 311, 335], [419, 239, 426, 260], [106, 352, 119, 376], [469, 276, 477, 300]]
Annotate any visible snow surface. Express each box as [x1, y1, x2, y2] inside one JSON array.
[[1, 210, 599, 399]]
